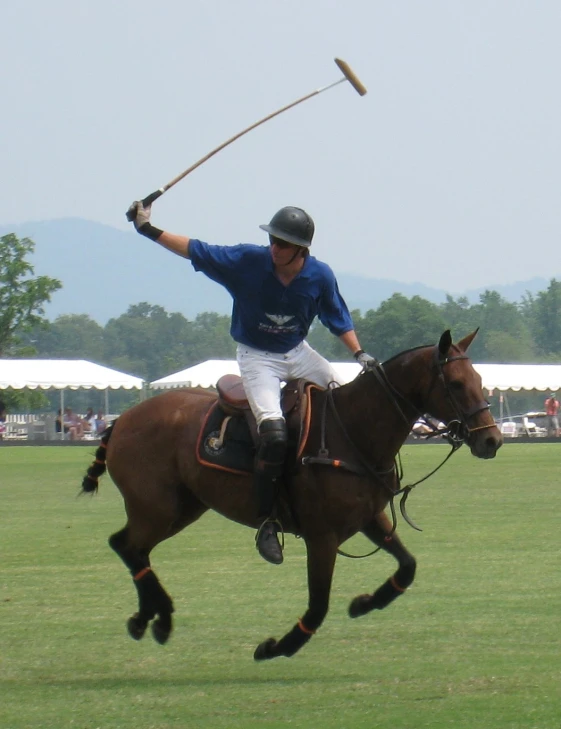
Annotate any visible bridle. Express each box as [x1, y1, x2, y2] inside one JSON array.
[[427, 347, 495, 442], [363, 344, 495, 450]]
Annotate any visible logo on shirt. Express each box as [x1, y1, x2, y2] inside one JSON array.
[[258, 312, 298, 336], [265, 314, 294, 326]]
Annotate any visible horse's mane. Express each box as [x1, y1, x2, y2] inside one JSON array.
[[381, 340, 463, 367], [381, 343, 432, 367], [338, 344, 434, 394]]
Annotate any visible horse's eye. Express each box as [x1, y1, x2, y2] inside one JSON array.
[[449, 380, 463, 391]]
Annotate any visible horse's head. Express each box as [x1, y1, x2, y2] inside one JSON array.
[[416, 329, 502, 459]]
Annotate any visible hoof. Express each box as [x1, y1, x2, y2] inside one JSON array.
[[127, 614, 148, 640], [349, 594, 373, 619], [151, 618, 171, 645], [254, 638, 278, 661]]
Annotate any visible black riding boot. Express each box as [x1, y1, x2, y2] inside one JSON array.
[[255, 519, 283, 565], [254, 418, 287, 565]]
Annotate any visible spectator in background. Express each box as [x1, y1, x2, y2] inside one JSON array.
[[0, 399, 6, 440], [82, 407, 96, 434], [55, 409, 70, 438], [64, 407, 84, 440], [95, 410, 107, 435], [544, 393, 560, 437]]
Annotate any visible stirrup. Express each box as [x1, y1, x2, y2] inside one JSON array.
[[255, 518, 285, 547], [255, 519, 285, 565]]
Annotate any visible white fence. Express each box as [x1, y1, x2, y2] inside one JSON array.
[[1, 413, 118, 441], [1, 414, 56, 440]]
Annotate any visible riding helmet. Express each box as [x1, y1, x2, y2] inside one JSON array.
[[259, 206, 315, 248]]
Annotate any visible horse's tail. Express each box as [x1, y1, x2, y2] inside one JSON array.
[[81, 421, 116, 493]]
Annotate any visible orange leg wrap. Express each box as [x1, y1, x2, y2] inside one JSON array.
[[133, 567, 152, 582], [298, 619, 316, 635]]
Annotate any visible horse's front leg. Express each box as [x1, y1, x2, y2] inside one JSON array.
[[349, 511, 417, 618], [254, 533, 338, 661]]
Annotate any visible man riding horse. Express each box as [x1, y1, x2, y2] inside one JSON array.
[[127, 201, 376, 564]]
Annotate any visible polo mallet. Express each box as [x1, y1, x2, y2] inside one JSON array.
[[126, 57, 366, 220]]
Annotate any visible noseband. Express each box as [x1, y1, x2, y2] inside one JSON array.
[[431, 350, 494, 443]]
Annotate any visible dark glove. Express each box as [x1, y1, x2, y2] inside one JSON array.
[[126, 201, 152, 231], [354, 350, 378, 369]]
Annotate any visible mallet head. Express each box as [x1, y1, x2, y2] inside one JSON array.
[[334, 58, 367, 96]]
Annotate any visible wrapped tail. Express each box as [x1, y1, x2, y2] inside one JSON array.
[[81, 422, 115, 493]]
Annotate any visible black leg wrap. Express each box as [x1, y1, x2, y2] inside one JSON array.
[[371, 575, 407, 610], [135, 571, 174, 618], [276, 623, 314, 657]]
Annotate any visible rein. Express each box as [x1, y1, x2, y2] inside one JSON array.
[[304, 344, 494, 558]]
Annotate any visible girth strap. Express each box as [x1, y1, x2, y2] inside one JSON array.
[[301, 454, 365, 475]]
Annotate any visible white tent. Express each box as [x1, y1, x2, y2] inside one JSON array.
[[0, 359, 144, 391], [151, 360, 362, 389], [151, 360, 241, 389], [0, 359, 144, 440], [151, 360, 561, 393], [474, 364, 561, 392]]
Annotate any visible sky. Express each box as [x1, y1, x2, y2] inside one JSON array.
[[2, 0, 560, 292]]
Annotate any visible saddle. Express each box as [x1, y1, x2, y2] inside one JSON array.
[[196, 374, 318, 476], [218, 374, 309, 440]]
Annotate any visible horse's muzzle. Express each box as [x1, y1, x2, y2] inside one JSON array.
[[469, 427, 503, 459]]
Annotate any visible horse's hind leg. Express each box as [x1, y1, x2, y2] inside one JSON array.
[[108, 524, 173, 643], [349, 511, 417, 618], [109, 493, 208, 644]]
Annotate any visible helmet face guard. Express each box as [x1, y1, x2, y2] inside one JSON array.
[[259, 206, 315, 248]]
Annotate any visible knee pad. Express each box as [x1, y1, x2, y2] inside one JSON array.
[[257, 418, 287, 471]]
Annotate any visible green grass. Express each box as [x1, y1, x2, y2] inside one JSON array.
[[1, 444, 560, 728]]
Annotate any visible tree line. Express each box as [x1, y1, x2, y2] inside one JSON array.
[[15, 283, 561, 378], [2, 233, 560, 414]]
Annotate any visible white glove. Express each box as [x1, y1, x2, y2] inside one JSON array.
[[354, 350, 378, 369], [126, 201, 152, 231]]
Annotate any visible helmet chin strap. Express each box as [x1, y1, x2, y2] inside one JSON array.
[[286, 248, 304, 265]]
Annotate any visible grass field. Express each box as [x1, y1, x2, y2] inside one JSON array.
[[1, 444, 560, 729]]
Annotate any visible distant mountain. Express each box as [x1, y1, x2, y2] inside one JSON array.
[[0, 218, 550, 324]]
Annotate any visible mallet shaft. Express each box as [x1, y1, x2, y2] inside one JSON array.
[[128, 58, 367, 216]]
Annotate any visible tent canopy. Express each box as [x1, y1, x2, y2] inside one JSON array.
[[151, 360, 561, 393], [0, 359, 144, 390], [150, 360, 363, 389], [474, 364, 561, 393], [151, 360, 363, 389], [151, 360, 241, 390]]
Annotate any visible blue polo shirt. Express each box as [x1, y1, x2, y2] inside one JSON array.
[[189, 240, 354, 353]]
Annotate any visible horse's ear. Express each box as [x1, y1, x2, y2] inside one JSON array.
[[438, 330, 452, 356], [457, 328, 479, 352]]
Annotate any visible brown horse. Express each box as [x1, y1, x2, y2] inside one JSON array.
[[81, 330, 502, 660]]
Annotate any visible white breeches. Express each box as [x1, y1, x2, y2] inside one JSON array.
[[236, 341, 342, 427]]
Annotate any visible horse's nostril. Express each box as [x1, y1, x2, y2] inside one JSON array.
[[485, 436, 501, 452]]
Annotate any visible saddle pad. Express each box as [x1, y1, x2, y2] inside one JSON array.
[[196, 401, 255, 475]]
